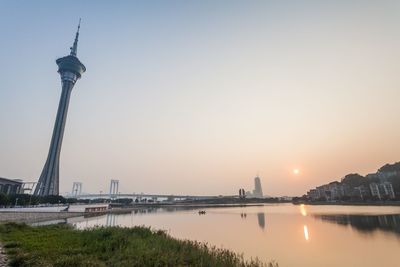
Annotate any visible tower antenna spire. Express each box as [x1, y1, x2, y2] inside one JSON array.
[[70, 18, 81, 57]]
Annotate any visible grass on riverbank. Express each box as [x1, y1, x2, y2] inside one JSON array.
[[0, 223, 276, 267]]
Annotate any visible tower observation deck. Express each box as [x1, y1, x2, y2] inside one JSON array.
[[34, 21, 86, 196]]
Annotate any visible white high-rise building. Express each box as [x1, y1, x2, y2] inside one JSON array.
[[253, 176, 263, 198]]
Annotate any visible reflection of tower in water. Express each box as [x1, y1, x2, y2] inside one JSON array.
[[240, 212, 266, 229], [257, 212, 266, 229]]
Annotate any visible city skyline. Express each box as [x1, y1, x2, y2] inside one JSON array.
[[1, 1, 400, 196]]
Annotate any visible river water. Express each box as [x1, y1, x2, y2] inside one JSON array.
[[60, 204, 399, 267]]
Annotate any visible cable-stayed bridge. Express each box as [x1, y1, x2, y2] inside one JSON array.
[[66, 180, 225, 200], [71, 193, 222, 201]]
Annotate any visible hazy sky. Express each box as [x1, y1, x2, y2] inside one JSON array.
[[1, 1, 400, 196]]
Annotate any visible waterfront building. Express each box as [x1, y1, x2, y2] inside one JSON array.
[[0, 177, 23, 195], [307, 189, 321, 200], [369, 182, 396, 200], [370, 183, 381, 199], [34, 22, 86, 196], [307, 181, 395, 201], [68, 204, 109, 213], [307, 182, 364, 201], [327, 182, 345, 200], [354, 185, 371, 200], [379, 182, 395, 199], [305, 162, 400, 201]]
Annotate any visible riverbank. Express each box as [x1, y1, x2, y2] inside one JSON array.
[[293, 200, 400, 206], [0, 211, 85, 223], [0, 223, 273, 267], [0, 203, 264, 224]]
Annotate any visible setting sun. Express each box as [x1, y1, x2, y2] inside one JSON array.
[[293, 169, 300, 175]]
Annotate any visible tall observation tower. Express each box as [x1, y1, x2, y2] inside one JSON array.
[[34, 21, 86, 196]]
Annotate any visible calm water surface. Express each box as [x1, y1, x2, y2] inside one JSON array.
[[63, 204, 400, 267]]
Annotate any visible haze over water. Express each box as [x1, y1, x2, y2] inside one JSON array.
[[58, 204, 400, 267]]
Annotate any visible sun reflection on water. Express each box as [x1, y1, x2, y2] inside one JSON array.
[[300, 204, 307, 216], [303, 225, 310, 241]]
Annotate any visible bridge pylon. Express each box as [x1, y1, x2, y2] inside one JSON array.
[[109, 179, 119, 199], [72, 182, 82, 197]]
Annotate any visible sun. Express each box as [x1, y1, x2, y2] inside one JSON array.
[[293, 169, 300, 175]]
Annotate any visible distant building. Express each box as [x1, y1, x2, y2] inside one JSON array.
[[306, 161, 400, 201], [0, 177, 23, 195], [68, 204, 109, 213], [379, 182, 395, 199], [307, 182, 358, 201], [307, 189, 321, 200], [327, 182, 345, 200], [369, 182, 395, 200], [253, 176, 263, 198], [354, 185, 371, 200], [369, 183, 380, 199], [366, 173, 379, 180]]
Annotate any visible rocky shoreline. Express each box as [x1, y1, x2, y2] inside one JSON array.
[[0, 243, 8, 267]]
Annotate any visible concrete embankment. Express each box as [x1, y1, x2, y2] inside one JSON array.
[[0, 212, 84, 223]]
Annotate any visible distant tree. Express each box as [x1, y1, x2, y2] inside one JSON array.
[[378, 162, 400, 173], [341, 173, 368, 187], [0, 193, 9, 206], [341, 196, 351, 201], [66, 198, 78, 204], [115, 198, 133, 205], [368, 177, 380, 183], [0, 194, 64, 206], [370, 195, 381, 201], [388, 175, 400, 195], [41, 195, 66, 204]]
